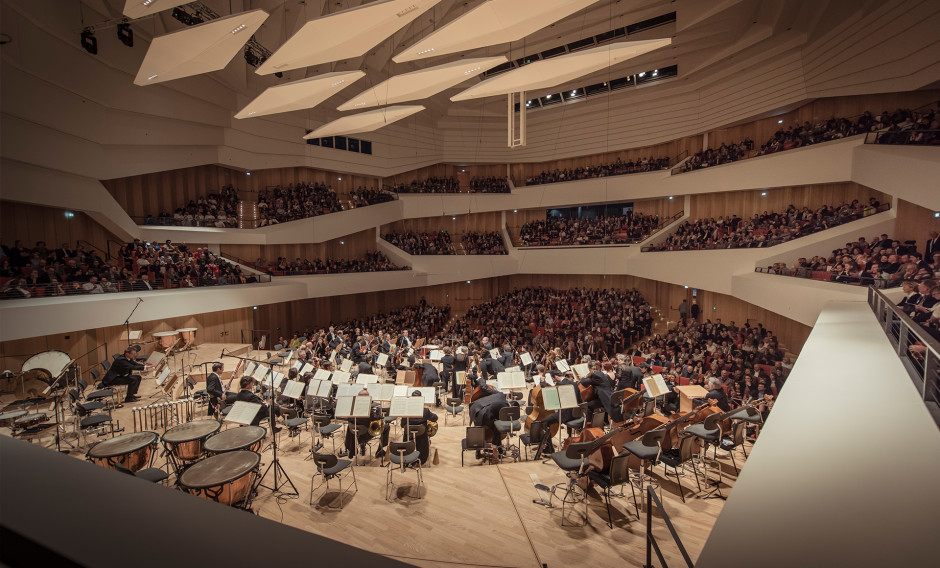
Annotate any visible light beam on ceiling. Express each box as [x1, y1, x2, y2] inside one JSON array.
[[337, 56, 508, 111], [393, 0, 601, 63], [235, 71, 366, 119], [303, 105, 426, 139], [451, 38, 672, 101], [257, 0, 443, 76], [123, 0, 189, 20], [134, 10, 268, 86]]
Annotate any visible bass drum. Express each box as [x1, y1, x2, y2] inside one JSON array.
[[22, 350, 73, 382]]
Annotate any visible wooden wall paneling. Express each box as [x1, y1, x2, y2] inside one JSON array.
[[0, 202, 121, 258], [689, 183, 889, 221], [101, 164, 241, 219], [893, 199, 940, 251]]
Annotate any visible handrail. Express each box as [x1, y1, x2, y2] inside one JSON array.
[[641, 203, 891, 252], [514, 210, 683, 249], [644, 486, 694, 568], [867, 286, 940, 426], [107, 239, 123, 261], [754, 267, 902, 289], [76, 239, 111, 261]]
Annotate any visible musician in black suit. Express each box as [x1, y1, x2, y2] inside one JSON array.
[[579, 361, 622, 422], [401, 390, 439, 464], [235, 376, 281, 429], [705, 377, 730, 412], [539, 369, 584, 439], [499, 344, 514, 368], [439, 347, 456, 393], [102, 346, 151, 402], [479, 350, 505, 382], [925, 230, 940, 258], [396, 330, 414, 350], [468, 378, 508, 448], [415, 361, 439, 388], [351, 335, 369, 363], [205, 362, 224, 416], [343, 389, 389, 458]]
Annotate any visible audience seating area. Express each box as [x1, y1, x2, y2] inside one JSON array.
[[143, 185, 240, 227], [524, 156, 671, 186], [468, 177, 510, 193], [257, 182, 342, 226], [389, 177, 460, 194], [460, 232, 507, 255], [519, 213, 661, 246], [645, 200, 889, 252], [382, 231, 456, 255], [350, 187, 396, 207], [260, 251, 408, 276]]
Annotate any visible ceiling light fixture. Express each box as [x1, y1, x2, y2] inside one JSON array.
[[331, 80, 345, 87], [546, 94, 552, 99], [147, 74, 158, 80], [142, 0, 155, 5], [464, 66, 481, 75], [778, 119, 783, 124], [638, 72, 645, 77], [416, 48, 435, 55], [231, 24, 247, 34]]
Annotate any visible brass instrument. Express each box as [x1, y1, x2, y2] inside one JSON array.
[[368, 418, 384, 437], [427, 421, 439, 437]]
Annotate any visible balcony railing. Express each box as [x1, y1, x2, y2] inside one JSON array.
[[863, 129, 940, 146], [754, 266, 903, 289]]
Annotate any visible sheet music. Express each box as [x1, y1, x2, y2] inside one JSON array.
[[498, 371, 525, 390], [520, 352, 533, 366], [541, 387, 560, 411], [389, 396, 424, 418], [366, 383, 394, 402], [329, 350, 337, 363], [417, 387, 436, 404], [395, 370, 408, 384], [505, 366, 520, 372], [300, 363, 315, 376], [282, 380, 305, 399], [313, 368, 331, 382], [145, 351, 164, 366], [316, 380, 333, 398], [156, 367, 171, 386], [331, 370, 351, 385], [643, 374, 670, 398], [252, 365, 268, 381], [555, 359, 571, 373], [557, 384, 579, 409], [393, 385, 410, 398], [272, 371, 286, 390], [225, 401, 262, 425], [292, 360, 302, 371], [571, 363, 590, 379], [456, 371, 466, 384], [355, 373, 379, 384], [336, 383, 361, 398], [244, 362, 257, 378], [376, 353, 388, 367], [352, 396, 372, 418], [340, 359, 352, 372], [305, 379, 322, 397], [489, 348, 500, 359], [541, 374, 555, 386], [334, 396, 355, 418], [486, 379, 498, 389], [429, 350, 443, 361]]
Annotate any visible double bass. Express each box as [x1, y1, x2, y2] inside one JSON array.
[[524, 384, 560, 437], [561, 424, 625, 488]]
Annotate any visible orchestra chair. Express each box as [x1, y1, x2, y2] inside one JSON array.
[[519, 420, 550, 463], [112, 461, 170, 485], [310, 452, 357, 509], [589, 410, 607, 429], [460, 426, 489, 466], [718, 421, 748, 474], [728, 406, 762, 445], [381, 406, 399, 438], [444, 397, 465, 425], [586, 453, 631, 528], [309, 414, 341, 457], [81, 376, 116, 408], [621, 429, 667, 516], [658, 435, 702, 503], [67, 389, 114, 447], [549, 440, 595, 526], [684, 413, 726, 499], [494, 406, 522, 462], [564, 404, 586, 434], [386, 438, 423, 501], [432, 380, 447, 406], [280, 407, 309, 449]]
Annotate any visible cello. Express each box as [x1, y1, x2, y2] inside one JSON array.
[[525, 384, 560, 437], [561, 424, 625, 489]]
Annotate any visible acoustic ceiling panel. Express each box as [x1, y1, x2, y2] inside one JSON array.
[[257, 0, 443, 76], [303, 105, 426, 139], [123, 0, 189, 20], [450, 38, 672, 101], [134, 10, 268, 86], [337, 56, 508, 111], [393, 0, 601, 63], [235, 71, 366, 119]]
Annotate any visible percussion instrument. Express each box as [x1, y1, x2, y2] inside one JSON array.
[[161, 419, 221, 465], [203, 425, 266, 455], [14, 413, 48, 429], [86, 431, 158, 472], [22, 350, 73, 382], [178, 450, 260, 507], [176, 328, 197, 347], [153, 331, 180, 349], [0, 409, 28, 427]]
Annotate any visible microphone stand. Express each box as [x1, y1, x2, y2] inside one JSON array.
[[123, 298, 144, 347], [45, 363, 78, 453], [225, 350, 297, 497]]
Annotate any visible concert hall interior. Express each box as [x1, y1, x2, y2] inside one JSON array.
[[1, 1, 939, 567]]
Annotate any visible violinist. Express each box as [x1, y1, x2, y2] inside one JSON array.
[[498, 343, 514, 368], [705, 377, 730, 411], [615, 354, 643, 391], [351, 335, 368, 363]]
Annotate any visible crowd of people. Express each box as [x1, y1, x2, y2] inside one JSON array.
[[335, 300, 453, 341], [0, 238, 256, 298], [524, 156, 671, 186], [447, 287, 655, 357], [764, 231, 940, 288], [468, 177, 510, 193], [646, 199, 886, 251], [382, 230, 456, 255], [349, 186, 396, 208], [256, 182, 342, 226], [461, 231, 507, 255], [389, 176, 460, 194], [676, 106, 937, 174], [259, 251, 408, 275], [519, 212, 661, 246], [143, 185, 240, 227]]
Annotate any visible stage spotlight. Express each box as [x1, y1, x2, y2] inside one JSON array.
[[117, 22, 133, 47], [172, 7, 191, 25], [244, 48, 260, 67], [80, 28, 97, 55], [274, 72, 283, 78]]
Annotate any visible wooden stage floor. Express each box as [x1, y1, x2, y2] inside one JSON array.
[[1, 346, 742, 568]]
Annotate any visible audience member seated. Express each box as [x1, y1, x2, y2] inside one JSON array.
[[675, 139, 754, 173], [469, 177, 510, 194], [382, 231, 456, 255], [646, 200, 887, 251], [461, 232, 507, 255], [145, 185, 239, 227], [331, 300, 452, 342], [257, 182, 342, 226], [448, 287, 654, 356], [871, 106, 939, 145], [520, 213, 660, 246], [390, 177, 460, 194], [262, 251, 408, 275], [117, 240, 254, 288], [350, 186, 396, 207], [525, 156, 670, 186]]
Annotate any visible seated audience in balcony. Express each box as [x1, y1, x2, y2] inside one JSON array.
[[468, 177, 510, 193], [390, 176, 460, 194], [156, 185, 239, 227], [461, 232, 507, 254], [350, 186, 395, 207], [525, 156, 670, 186], [257, 182, 342, 225], [262, 251, 408, 275], [520, 213, 660, 246], [675, 139, 754, 173], [382, 231, 456, 255]]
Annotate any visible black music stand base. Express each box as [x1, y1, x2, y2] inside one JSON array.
[[255, 456, 298, 496]]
